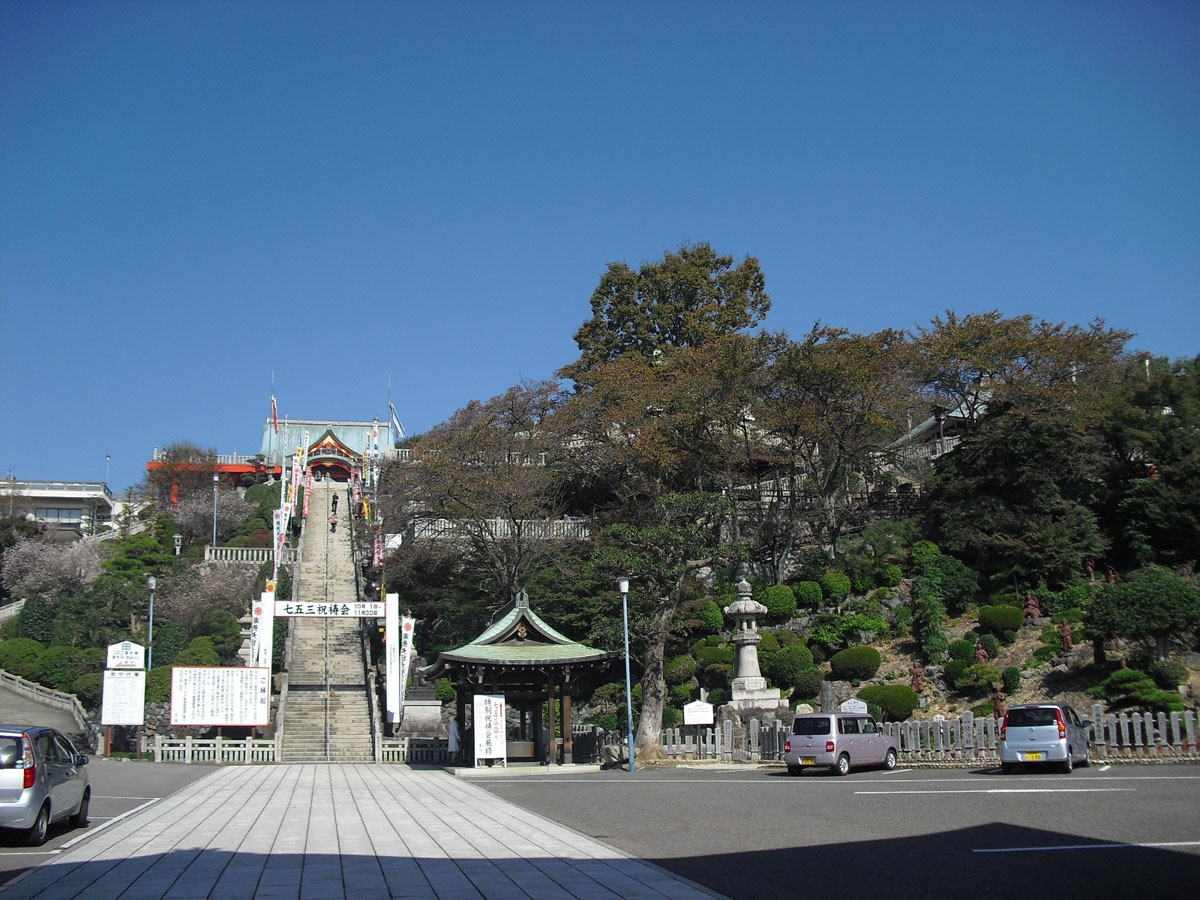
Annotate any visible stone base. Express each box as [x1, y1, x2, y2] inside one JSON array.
[[394, 699, 444, 739]]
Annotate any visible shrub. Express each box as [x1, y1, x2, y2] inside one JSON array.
[[948, 639, 975, 663], [795, 581, 823, 609], [978, 633, 1001, 659], [201, 610, 245, 661], [668, 682, 694, 706], [819, 572, 852, 603], [436, 678, 457, 702], [662, 706, 682, 729], [910, 540, 941, 566], [1001, 666, 1022, 693], [978, 604, 1024, 637], [880, 564, 903, 588], [1149, 659, 1189, 690], [0, 638, 45, 679], [858, 684, 919, 721], [911, 554, 979, 615], [151, 621, 189, 669], [70, 672, 103, 708], [764, 584, 798, 620], [700, 663, 732, 691], [757, 632, 781, 654], [944, 659, 970, 688], [175, 637, 220, 667], [695, 644, 734, 666], [665, 655, 698, 685], [146, 666, 172, 703], [892, 605, 913, 630], [696, 599, 725, 633], [793, 668, 825, 699], [766, 642, 815, 686], [921, 632, 949, 664], [27, 645, 89, 692], [1088, 667, 1184, 712], [830, 646, 881, 681], [14, 596, 55, 643]]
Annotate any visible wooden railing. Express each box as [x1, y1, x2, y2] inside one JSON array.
[[153, 734, 278, 764], [205, 546, 298, 564]]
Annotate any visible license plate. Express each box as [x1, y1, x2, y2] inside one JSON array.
[[801, 757, 815, 765], [1024, 752, 1043, 761]]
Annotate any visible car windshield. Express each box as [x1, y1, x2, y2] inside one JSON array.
[[1008, 708, 1060, 727], [792, 718, 831, 736]]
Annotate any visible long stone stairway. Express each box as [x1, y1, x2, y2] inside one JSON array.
[[278, 480, 375, 762]]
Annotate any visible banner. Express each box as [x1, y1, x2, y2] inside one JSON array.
[[277, 601, 386, 617], [385, 593, 400, 722], [249, 590, 275, 668], [473, 694, 507, 764], [396, 613, 416, 715], [303, 467, 312, 518]]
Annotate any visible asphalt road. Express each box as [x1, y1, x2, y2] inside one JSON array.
[[468, 763, 1200, 900], [0, 759, 214, 886]]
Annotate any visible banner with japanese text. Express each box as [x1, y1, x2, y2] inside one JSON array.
[[249, 590, 275, 668], [473, 694, 506, 764], [276, 601, 386, 617], [385, 593, 400, 722]]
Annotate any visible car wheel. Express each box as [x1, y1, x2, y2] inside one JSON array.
[[1079, 742, 1091, 767], [787, 764, 802, 776], [883, 748, 897, 770], [1062, 751, 1074, 774], [70, 789, 90, 828], [835, 754, 851, 776], [25, 805, 49, 846]]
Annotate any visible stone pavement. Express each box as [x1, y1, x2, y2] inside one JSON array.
[[0, 764, 726, 900]]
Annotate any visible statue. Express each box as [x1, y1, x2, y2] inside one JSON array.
[[974, 643, 989, 665], [1023, 591, 1043, 619], [1107, 566, 1119, 584], [1084, 558, 1095, 582], [910, 662, 924, 694], [1058, 617, 1074, 652], [991, 686, 1006, 720]]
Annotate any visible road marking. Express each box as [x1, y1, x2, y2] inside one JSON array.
[[1099, 765, 1112, 772], [975, 840, 1200, 853], [881, 769, 912, 774], [57, 798, 159, 850], [857, 788, 1135, 795]]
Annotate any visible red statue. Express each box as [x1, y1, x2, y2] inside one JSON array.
[[1059, 617, 1074, 652], [975, 643, 989, 665], [992, 686, 1006, 720], [910, 662, 924, 694], [1023, 591, 1043, 619]]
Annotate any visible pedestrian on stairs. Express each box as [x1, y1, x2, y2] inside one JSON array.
[[330, 512, 338, 533], [332, 493, 338, 513]]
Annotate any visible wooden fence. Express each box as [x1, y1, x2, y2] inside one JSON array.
[[153, 734, 278, 764]]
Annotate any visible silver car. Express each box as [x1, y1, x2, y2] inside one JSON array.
[[0, 726, 91, 845], [783, 712, 900, 775], [1000, 703, 1091, 773]]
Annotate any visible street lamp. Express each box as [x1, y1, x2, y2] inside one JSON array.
[[211, 474, 219, 548], [147, 576, 156, 670], [618, 576, 635, 773]]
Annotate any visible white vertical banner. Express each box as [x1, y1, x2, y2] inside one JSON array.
[[473, 694, 507, 764], [385, 593, 400, 722], [395, 613, 416, 721], [249, 590, 275, 669]]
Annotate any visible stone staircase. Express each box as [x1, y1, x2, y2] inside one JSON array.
[[279, 479, 375, 763]]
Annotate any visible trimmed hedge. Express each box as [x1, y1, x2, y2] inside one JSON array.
[[820, 572, 852, 603], [764, 584, 798, 620], [795, 581, 823, 609], [978, 604, 1024, 637], [793, 668, 825, 700], [829, 646, 881, 681], [765, 642, 815, 686], [857, 684, 919, 721]]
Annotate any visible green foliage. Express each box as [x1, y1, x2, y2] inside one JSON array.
[[14, 596, 55, 643], [892, 604, 913, 630], [793, 667, 825, 699], [1001, 666, 1022, 693], [911, 553, 979, 615], [1149, 659, 1189, 690], [910, 540, 941, 567], [764, 584, 797, 620], [70, 672, 103, 708], [27, 645, 93, 692], [1087, 566, 1200, 659], [664, 655, 698, 685], [200, 609, 244, 661], [695, 599, 725, 633], [0, 638, 45, 678], [146, 666, 172, 703], [668, 682, 694, 706], [880, 564, 903, 588], [819, 572, 851, 602], [857, 684, 919, 721], [662, 706, 682, 729], [978, 604, 1024, 637], [829, 646, 881, 681], [978, 633, 1000, 659], [912, 595, 949, 663], [795, 581, 823, 609], [948, 639, 975, 663], [175, 636, 220, 667], [765, 641, 814, 686], [435, 678, 457, 702], [151, 621, 189, 669], [695, 644, 734, 666], [1087, 667, 1184, 712]]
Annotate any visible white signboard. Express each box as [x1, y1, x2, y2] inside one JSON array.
[[473, 694, 507, 765], [385, 593, 400, 722], [683, 700, 715, 726], [248, 591, 276, 668], [101, 670, 146, 725], [170, 667, 271, 726], [840, 698, 869, 714], [276, 601, 386, 618], [106, 641, 145, 670]]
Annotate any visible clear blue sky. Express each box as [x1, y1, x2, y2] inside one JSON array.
[[2, 1, 1197, 494]]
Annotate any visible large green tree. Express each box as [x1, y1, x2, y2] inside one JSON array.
[[1086, 566, 1200, 660]]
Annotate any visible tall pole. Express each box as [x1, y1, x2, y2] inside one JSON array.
[[147, 575, 156, 670], [619, 576, 636, 773], [105, 454, 110, 484], [211, 474, 219, 548]]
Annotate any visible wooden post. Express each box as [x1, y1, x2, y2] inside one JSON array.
[[546, 673, 557, 766], [562, 676, 573, 765]]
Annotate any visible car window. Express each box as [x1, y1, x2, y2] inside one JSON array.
[[838, 717, 859, 735], [53, 735, 77, 763], [35, 733, 59, 763], [0, 737, 22, 768], [792, 717, 831, 736], [860, 718, 877, 734], [1008, 708, 1058, 728]]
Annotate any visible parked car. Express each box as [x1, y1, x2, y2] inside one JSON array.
[[783, 712, 899, 775], [0, 726, 91, 845], [999, 703, 1091, 774]]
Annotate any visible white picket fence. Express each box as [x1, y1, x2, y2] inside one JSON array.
[[153, 734, 278, 763]]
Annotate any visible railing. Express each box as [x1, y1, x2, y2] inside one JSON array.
[[0, 600, 26, 624], [0, 481, 114, 501], [0, 670, 102, 753], [378, 737, 449, 764], [205, 546, 298, 564], [408, 517, 591, 542], [153, 734, 278, 763]]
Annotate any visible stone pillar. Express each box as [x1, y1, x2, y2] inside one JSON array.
[[723, 578, 785, 713]]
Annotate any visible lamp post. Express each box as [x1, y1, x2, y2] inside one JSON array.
[[173, 533, 182, 556], [618, 576, 635, 773], [211, 474, 219, 548], [147, 576, 156, 671], [105, 454, 110, 484]]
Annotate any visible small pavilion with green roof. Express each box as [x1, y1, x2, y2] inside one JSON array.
[[422, 591, 615, 765]]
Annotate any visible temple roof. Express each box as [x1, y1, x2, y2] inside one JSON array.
[[423, 591, 614, 673]]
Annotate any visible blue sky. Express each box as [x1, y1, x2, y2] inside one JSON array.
[[2, 0, 1197, 494]]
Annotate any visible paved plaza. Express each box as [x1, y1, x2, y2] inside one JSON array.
[[0, 764, 724, 900]]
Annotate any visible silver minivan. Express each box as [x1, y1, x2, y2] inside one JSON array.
[[0, 726, 91, 845], [783, 712, 900, 775], [1000, 703, 1091, 773]]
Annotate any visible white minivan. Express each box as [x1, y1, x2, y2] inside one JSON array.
[[783, 712, 900, 776]]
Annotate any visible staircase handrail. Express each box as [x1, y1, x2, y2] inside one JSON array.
[[348, 497, 382, 759]]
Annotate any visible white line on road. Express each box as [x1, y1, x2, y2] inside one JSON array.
[[975, 840, 1200, 853], [56, 798, 160, 851], [857, 788, 1136, 795]]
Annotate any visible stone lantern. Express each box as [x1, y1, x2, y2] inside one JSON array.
[[722, 578, 785, 712]]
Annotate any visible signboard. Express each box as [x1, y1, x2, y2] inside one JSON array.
[[385, 593, 400, 722], [276, 601, 386, 617], [106, 641, 145, 670], [170, 667, 271, 726], [101, 670, 146, 725], [473, 694, 507, 765], [683, 700, 715, 726], [248, 591, 275, 668], [840, 698, 869, 714]]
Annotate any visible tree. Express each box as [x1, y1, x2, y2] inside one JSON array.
[[156, 564, 258, 636], [173, 488, 256, 547], [1086, 566, 1200, 660], [0, 516, 44, 603], [142, 441, 219, 507], [563, 243, 770, 381], [0, 537, 101, 602]]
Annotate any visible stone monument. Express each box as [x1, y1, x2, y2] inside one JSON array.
[[722, 578, 788, 715]]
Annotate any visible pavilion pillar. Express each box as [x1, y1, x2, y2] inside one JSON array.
[[562, 669, 573, 764], [546, 672, 557, 766]]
